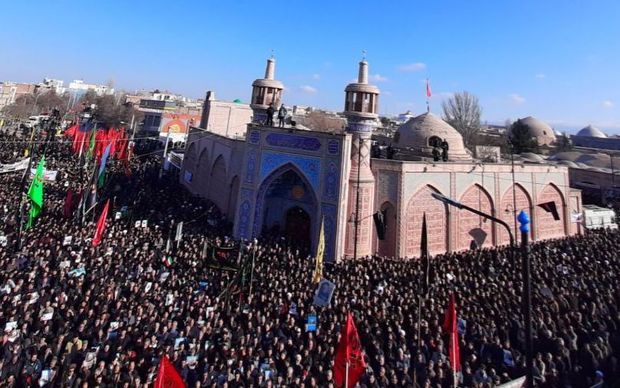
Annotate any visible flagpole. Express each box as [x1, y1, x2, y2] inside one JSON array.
[[248, 243, 257, 300], [345, 361, 349, 388], [426, 78, 431, 113], [14, 130, 39, 252], [453, 331, 458, 387]]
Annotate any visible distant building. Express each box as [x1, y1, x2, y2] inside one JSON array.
[[67, 80, 114, 97], [571, 125, 620, 150], [508, 116, 557, 147], [199, 91, 253, 138], [39, 78, 65, 95], [0, 82, 37, 109], [136, 98, 201, 143], [397, 110, 415, 124]]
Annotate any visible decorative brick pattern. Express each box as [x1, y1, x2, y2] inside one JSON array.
[[498, 184, 532, 245], [404, 185, 448, 258], [377, 202, 397, 258], [536, 184, 566, 240], [457, 185, 493, 251]]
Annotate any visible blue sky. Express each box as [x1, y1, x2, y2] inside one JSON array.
[[1, 0, 619, 132]]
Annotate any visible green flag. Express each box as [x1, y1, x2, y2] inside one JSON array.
[[87, 129, 96, 158], [26, 156, 45, 229]]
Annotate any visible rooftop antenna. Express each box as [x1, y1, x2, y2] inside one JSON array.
[[362, 49, 367, 61], [270, 49, 275, 59]]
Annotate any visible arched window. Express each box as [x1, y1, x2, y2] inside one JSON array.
[[429, 136, 442, 147]]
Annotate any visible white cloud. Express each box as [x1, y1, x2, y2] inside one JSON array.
[[535, 73, 546, 79], [602, 100, 614, 108], [300, 85, 317, 94], [509, 94, 526, 105], [312, 73, 321, 80], [398, 62, 427, 72], [370, 74, 388, 82]]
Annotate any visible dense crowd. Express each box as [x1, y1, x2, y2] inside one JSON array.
[[0, 127, 618, 387]]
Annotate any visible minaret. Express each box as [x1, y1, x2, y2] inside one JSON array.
[[250, 57, 284, 125], [344, 58, 380, 259]]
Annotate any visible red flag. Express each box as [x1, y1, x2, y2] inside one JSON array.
[[94, 130, 108, 162], [443, 293, 461, 372], [108, 128, 119, 157], [426, 78, 432, 98], [116, 129, 129, 161], [154, 356, 185, 388], [92, 199, 110, 247], [333, 312, 366, 388], [64, 124, 78, 138], [72, 130, 86, 154]]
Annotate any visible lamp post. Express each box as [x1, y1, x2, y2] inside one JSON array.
[[517, 210, 534, 388], [432, 192, 532, 387], [431, 192, 515, 249]]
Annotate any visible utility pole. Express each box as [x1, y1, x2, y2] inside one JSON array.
[[518, 210, 534, 388]]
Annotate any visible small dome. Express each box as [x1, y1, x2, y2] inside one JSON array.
[[576, 153, 612, 169], [557, 160, 579, 168], [395, 112, 471, 160], [511, 116, 557, 146], [549, 151, 582, 162], [520, 152, 545, 162], [576, 125, 607, 138]]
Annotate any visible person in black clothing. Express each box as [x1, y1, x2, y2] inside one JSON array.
[[277, 104, 287, 128], [266, 103, 275, 126], [0, 124, 619, 387]]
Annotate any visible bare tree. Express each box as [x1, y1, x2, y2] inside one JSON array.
[[2, 90, 70, 120], [90, 94, 143, 128], [441, 91, 482, 148]]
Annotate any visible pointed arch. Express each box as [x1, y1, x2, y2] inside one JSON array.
[[457, 184, 494, 251], [499, 183, 533, 245], [377, 201, 397, 258], [252, 162, 320, 250], [209, 155, 228, 212], [185, 143, 197, 169], [404, 184, 448, 257], [536, 183, 566, 240], [228, 175, 240, 221], [197, 148, 210, 187]]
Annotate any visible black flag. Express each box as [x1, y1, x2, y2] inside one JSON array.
[[420, 213, 430, 295], [538, 201, 560, 221], [373, 210, 386, 240]]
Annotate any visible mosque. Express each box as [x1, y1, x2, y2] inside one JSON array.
[[180, 58, 582, 261]]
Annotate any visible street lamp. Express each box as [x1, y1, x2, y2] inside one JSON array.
[[517, 210, 534, 388], [431, 192, 515, 248], [431, 192, 533, 387]]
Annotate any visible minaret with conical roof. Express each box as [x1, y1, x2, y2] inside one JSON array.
[[250, 57, 284, 125], [344, 58, 380, 259]]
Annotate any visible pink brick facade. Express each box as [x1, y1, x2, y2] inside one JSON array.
[[457, 185, 494, 250], [498, 184, 532, 245], [372, 160, 581, 260], [403, 185, 448, 257], [535, 184, 566, 240]]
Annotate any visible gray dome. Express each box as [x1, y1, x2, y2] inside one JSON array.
[[576, 125, 607, 138], [575, 153, 612, 169], [557, 160, 579, 168], [549, 151, 582, 162], [511, 116, 557, 146], [520, 152, 545, 162], [395, 112, 471, 160]]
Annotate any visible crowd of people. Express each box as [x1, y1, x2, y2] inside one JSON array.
[[0, 126, 618, 387]]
